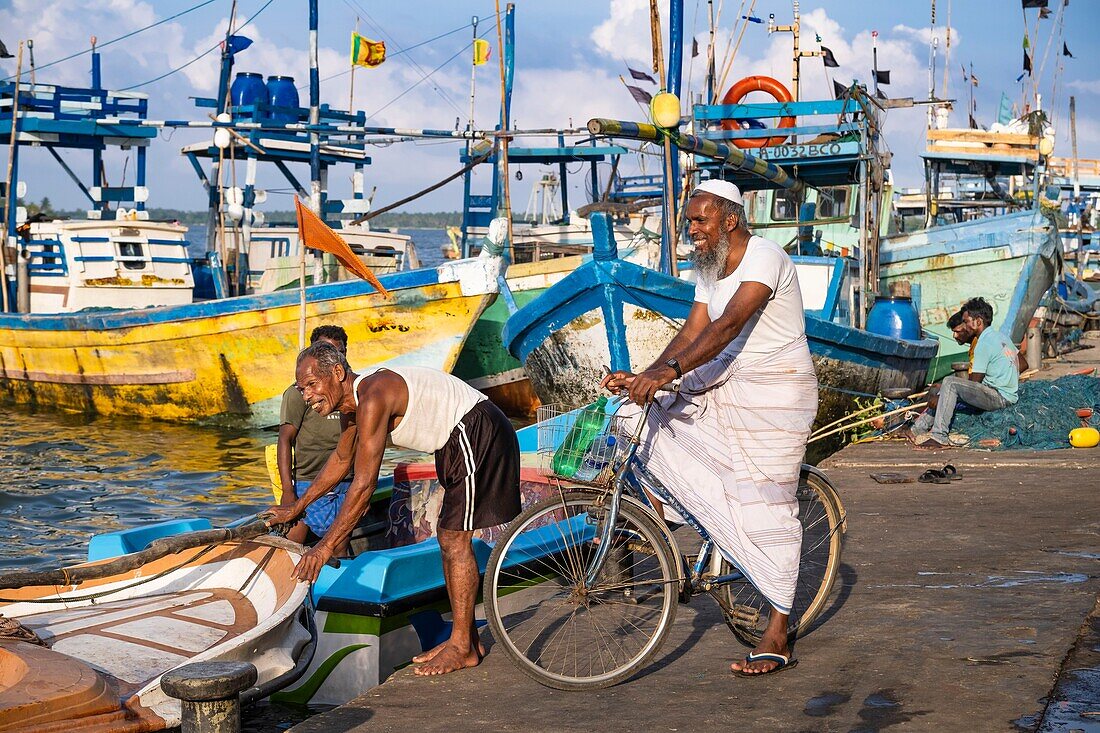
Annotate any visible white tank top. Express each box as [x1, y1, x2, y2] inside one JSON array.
[[353, 366, 487, 453]]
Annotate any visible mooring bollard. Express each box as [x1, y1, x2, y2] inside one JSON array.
[[162, 661, 257, 733]]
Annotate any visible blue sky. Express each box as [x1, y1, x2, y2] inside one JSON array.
[[1, 0, 1097, 213]]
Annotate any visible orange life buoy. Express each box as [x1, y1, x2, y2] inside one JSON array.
[[720, 75, 796, 149]]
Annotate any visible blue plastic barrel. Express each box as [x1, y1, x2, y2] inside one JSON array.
[[266, 75, 300, 124], [866, 296, 923, 340], [230, 72, 268, 114]]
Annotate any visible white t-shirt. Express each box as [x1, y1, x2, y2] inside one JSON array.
[[693, 235, 806, 360]]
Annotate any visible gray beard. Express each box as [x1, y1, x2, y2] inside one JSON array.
[[690, 232, 731, 283]]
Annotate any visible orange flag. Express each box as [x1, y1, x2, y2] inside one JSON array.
[[294, 197, 390, 297]]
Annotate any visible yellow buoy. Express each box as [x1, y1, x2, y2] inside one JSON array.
[[651, 92, 682, 129], [1069, 427, 1100, 448]]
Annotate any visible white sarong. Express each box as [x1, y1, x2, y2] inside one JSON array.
[[631, 336, 817, 612]]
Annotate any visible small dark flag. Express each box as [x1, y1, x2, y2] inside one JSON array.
[[874, 69, 890, 85], [833, 80, 848, 99], [1023, 50, 1032, 74], [1039, 6, 1052, 18], [970, 72, 979, 87], [627, 66, 656, 84], [692, 37, 699, 58], [1021, 0, 1048, 7], [0, 38, 12, 59], [625, 84, 653, 105], [969, 113, 979, 129], [875, 88, 889, 100], [1063, 42, 1074, 58], [821, 46, 840, 68]]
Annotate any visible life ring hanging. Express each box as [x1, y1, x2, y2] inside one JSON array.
[[720, 75, 796, 149]]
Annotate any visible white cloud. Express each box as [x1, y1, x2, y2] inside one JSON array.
[[591, 0, 654, 66], [1067, 79, 1100, 95]]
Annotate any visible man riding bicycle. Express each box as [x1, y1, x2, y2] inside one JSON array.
[[602, 179, 818, 677]]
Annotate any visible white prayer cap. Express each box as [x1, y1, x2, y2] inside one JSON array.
[[691, 179, 743, 207]]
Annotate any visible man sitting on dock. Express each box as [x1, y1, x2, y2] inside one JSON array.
[[911, 297, 1020, 449], [603, 179, 818, 677], [277, 325, 352, 555], [265, 345, 521, 676]]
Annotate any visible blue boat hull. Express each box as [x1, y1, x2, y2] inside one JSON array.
[[502, 251, 938, 447]]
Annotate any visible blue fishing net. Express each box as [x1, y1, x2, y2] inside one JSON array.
[[950, 374, 1100, 450]]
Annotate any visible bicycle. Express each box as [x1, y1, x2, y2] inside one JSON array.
[[482, 395, 846, 690]]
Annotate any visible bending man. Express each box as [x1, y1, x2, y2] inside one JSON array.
[[266, 345, 521, 676], [603, 179, 817, 677]]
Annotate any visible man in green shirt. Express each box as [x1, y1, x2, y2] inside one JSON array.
[[912, 298, 1019, 449], [278, 325, 353, 554]]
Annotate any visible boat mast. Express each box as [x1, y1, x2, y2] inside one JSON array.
[[300, 0, 321, 349], [1, 41, 23, 313]]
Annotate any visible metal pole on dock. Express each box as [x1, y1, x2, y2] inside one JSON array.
[[2, 41, 24, 314]]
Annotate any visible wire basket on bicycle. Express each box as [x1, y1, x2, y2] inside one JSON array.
[[535, 401, 633, 488]]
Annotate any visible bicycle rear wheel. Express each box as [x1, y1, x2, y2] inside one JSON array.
[[720, 468, 844, 646], [483, 490, 679, 690]]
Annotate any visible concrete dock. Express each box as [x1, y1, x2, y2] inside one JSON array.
[[292, 347, 1100, 732]]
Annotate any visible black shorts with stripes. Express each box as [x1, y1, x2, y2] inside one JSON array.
[[434, 400, 521, 532]]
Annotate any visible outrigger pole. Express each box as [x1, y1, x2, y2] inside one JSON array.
[[587, 118, 807, 194]]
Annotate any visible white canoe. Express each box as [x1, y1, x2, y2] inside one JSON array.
[[0, 531, 312, 732]]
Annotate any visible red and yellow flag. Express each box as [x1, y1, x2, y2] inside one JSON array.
[[294, 197, 389, 296], [473, 38, 491, 66], [351, 32, 386, 68]]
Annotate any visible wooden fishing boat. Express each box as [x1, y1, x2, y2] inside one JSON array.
[[0, 255, 500, 426], [0, 525, 312, 732]]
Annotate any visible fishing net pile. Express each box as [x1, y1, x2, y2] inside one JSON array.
[[950, 374, 1100, 450]]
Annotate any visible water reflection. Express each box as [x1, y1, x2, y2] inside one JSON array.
[[0, 405, 423, 571]]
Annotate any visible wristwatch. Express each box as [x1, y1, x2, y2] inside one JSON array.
[[665, 358, 683, 379]]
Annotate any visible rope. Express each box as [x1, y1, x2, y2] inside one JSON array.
[[0, 544, 220, 604], [1, 0, 221, 82], [350, 150, 491, 225], [119, 0, 277, 91], [365, 40, 474, 120], [0, 615, 46, 646], [310, 14, 498, 87]]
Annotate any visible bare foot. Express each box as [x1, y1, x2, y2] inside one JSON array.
[[413, 643, 481, 676], [413, 638, 486, 664]]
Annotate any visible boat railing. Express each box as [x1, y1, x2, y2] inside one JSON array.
[[925, 128, 1039, 164], [690, 96, 874, 191], [24, 239, 69, 277]]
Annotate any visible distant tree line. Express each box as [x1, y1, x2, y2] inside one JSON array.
[[15, 198, 461, 230]]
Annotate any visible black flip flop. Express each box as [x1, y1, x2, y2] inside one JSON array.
[[941, 464, 962, 480], [732, 652, 799, 678], [918, 469, 951, 484]]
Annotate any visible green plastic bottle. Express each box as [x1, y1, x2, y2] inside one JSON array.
[[551, 395, 608, 478]]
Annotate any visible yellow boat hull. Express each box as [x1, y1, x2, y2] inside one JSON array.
[[0, 260, 499, 424]]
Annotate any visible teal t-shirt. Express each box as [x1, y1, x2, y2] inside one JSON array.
[[971, 327, 1018, 403]]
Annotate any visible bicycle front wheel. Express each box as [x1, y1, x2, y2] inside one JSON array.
[[483, 490, 679, 690], [720, 468, 845, 646]]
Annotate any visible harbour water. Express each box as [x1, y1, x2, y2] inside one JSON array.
[[0, 227, 451, 574]]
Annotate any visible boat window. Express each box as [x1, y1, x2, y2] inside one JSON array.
[[816, 187, 850, 218], [771, 188, 804, 221], [118, 241, 147, 270]]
